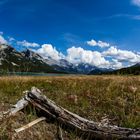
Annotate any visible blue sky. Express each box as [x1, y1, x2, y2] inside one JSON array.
[[0, 0, 140, 69]]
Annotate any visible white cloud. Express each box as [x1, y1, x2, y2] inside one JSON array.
[[132, 0, 140, 7], [36, 44, 64, 61], [111, 59, 123, 69], [36, 44, 110, 68], [102, 46, 118, 56], [87, 39, 97, 46], [17, 40, 40, 47], [36, 44, 139, 69], [66, 46, 110, 68], [87, 39, 110, 48], [103, 46, 140, 64], [0, 32, 139, 69], [0, 35, 7, 44]]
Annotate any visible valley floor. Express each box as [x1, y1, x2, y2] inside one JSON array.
[[0, 75, 140, 140]]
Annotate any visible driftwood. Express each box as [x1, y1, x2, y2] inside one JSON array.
[[15, 117, 46, 133], [25, 87, 140, 139], [0, 97, 28, 120], [1, 87, 140, 139]]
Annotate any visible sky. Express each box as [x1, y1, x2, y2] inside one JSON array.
[[0, 0, 140, 69]]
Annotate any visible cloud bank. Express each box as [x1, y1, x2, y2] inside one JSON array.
[[66, 46, 110, 67], [36, 44, 140, 69], [103, 46, 140, 64], [1, 32, 140, 70], [36, 44, 65, 61]]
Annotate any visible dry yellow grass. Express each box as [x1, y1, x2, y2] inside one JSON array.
[[0, 75, 140, 140]]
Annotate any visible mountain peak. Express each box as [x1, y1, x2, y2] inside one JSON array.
[[135, 62, 140, 66], [22, 49, 43, 60], [0, 45, 59, 73], [0, 44, 13, 50]]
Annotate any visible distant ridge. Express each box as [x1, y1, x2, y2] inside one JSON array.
[[1, 43, 139, 75], [0, 44, 60, 73], [88, 63, 140, 75], [0, 44, 107, 74], [105, 64, 140, 75]]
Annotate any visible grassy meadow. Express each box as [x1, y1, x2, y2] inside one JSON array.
[[0, 75, 140, 140]]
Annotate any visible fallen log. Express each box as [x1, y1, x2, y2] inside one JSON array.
[[0, 87, 139, 139], [23, 87, 140, 140]]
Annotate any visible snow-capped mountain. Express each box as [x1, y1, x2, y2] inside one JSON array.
[[88, 67, 113, 75], [134, 62, 140, 67], [0, 44, 115, 74], [74, 63, 98, 74], [45, 56, 101, 74], [45, 57, 78, 73], [0, 44, 59, 73]]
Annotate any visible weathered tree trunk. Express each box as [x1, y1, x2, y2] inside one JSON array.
[[24, 87, 140, 140], [0, 97, 28, 121]]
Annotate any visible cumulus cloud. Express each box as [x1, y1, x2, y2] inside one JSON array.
[[36, 44, 125, 69], [66, 46, 110, 68], [111, 59, 123, 69], [36, 44, 65, 61], [87, 39, 110, 48], [36, 44, 139, 69], [132, 0, 140, 7], [0, 35, 7, 44], [103, 46, 140, 64], [17, 40, 40, 47], [102, 46, 118, 56], [0, 32, 139, 69]]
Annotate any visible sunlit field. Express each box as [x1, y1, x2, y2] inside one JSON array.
[[0, 75, 140, 140]]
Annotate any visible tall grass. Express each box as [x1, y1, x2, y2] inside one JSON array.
[[0, 75, 140, 139]]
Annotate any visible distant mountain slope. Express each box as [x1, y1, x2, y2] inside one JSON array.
[[45, 57, 98, 74], [105, 64, 140, 75], [0, 44, 101, 74], [0, 44, 60, 73], [45, 57, 78, 74], [88, 63, 140, 75], [2, 44, 139, 75], [88, 68, 113, 75]]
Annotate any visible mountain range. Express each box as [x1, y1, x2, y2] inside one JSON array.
[[0, 44, 111, 74], [0, 44, 139, 75]]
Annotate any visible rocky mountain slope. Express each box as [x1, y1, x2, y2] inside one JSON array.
[[1, 44, 138, 75], [0, 44, 59, 73]]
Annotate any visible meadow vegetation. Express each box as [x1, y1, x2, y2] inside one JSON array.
[[0, 75, 140, 140]]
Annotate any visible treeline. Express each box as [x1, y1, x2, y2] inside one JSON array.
[[104, 65, 140, 75]]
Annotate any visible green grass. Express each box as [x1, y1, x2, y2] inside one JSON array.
[[0, 75, 140, 139]]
